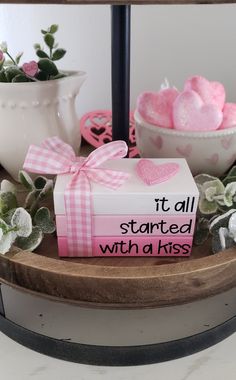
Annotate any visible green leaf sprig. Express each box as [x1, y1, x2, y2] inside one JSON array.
[[194, 166, 236, 253], [0, 170, 55, 254]]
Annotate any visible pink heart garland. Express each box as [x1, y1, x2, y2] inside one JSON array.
[[136, 159, 179, 186], [137, 88, 179, 128], [184, 76, 225, 110], [22, 61, 38, 77], [173, 90, 223, 131], [219, 103, 236, 129], [80, 110, 139, 158]]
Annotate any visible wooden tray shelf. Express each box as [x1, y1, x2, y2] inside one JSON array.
[[0, 235, 235, 309], [0, 163, 235, 309]]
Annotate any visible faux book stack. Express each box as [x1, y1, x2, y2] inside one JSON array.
[[51, 140, 199, 258]]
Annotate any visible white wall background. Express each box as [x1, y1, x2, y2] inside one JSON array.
[[0, 4, 236, 117]]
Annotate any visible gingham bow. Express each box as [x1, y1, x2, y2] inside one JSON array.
[[23, 137, 129, 256]]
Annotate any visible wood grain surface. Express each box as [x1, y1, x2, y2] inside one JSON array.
[[0, 234, 235, 309], [0, 0, 235, 5]]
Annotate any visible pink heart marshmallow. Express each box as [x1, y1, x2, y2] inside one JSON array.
[[184, 76, 225, 110], [137, 88, 179, 128], [220, 103, 236, 129], [173, 90, 223, 131]]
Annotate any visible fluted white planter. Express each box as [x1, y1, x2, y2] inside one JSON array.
[[0, 70, 86, 180]]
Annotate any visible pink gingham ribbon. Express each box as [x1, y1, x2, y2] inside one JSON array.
[[23, 137, 129, 256]]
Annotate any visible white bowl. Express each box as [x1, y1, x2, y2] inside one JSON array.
[[134, 110, 236, 176]]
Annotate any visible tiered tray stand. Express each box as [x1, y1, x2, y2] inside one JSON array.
[[0, 0, 236, 366]]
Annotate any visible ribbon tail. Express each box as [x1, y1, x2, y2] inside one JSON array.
[[65, 172, 93, 257]]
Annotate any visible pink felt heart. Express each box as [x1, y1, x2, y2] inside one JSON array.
[[136, 159, 179, 186], [137, 88, 179, 128], [173, 90, 223, 131], [22, 61, 38, 77], [184, 76, 225, 110], [219, 103, 236, 129]]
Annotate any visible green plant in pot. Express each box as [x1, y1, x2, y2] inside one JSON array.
[[0, 25, 86, 180]]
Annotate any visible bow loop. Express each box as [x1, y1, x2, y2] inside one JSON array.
[[23, 144, 73, 174], [84, 140, 128, 168], [41, 136, 76, 161]]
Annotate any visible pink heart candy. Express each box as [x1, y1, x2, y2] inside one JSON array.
[[219, 103, 236, 129], [173, 90, 223, 131], [184, 76, 225, 110], [22, 61, 38, 77], [137, 88, 179, 128], [136, 159, 179, 186]]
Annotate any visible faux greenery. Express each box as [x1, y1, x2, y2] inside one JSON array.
[[0, 171, 55, 254], [194, 166, 236, 254], [0, 25, 67, 83]]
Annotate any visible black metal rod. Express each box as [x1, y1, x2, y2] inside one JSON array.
[[111, 5, 131, 147]]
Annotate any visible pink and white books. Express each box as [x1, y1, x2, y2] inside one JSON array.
[[54, 157, 199, 257]]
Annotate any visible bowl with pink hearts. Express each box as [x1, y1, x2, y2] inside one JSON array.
[[134, 76, 236, 176]]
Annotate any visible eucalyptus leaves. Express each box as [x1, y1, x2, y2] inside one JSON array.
[[0, 171, 55, 254], [194, 166, 236, 253], [0, 24, 67, 83]]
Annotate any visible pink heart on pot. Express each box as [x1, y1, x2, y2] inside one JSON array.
[[206, 153, 219, 165], [184, 76, 225, 110], [173, 90, 223, 131], [149, 136, 163, 150], [221, 136, 234, 150], [137, 88, 179, 128], [176, 144, 192, 157], [136, 159, 179, 186], [219, 103, 236, 129], [22, 61, 38, 77]]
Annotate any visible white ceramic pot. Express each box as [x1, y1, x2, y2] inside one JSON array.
[[0, 70, 86, 180], [134, 110, 236, 176]]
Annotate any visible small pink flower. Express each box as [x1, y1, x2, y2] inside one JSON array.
[[22, 61, 38, 77], [0, 50, 4, 61]]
